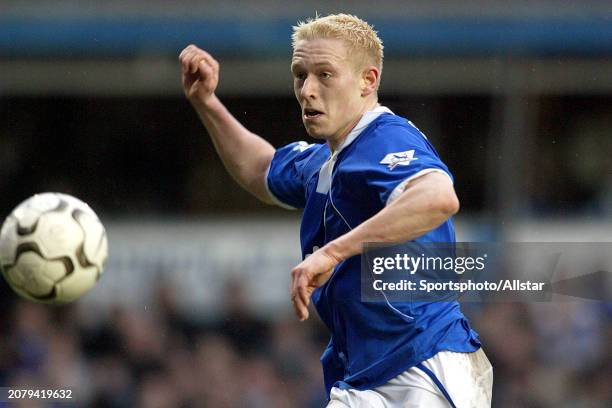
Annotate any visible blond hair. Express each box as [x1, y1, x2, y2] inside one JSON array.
[[292, 13, 384, 73]]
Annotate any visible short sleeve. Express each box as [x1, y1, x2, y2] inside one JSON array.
[[265, 141, 316, 209], [358, 122, 453, 206]]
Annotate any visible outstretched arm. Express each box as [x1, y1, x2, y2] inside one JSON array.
[[179, 45, 275, 204], [290, 171, 459, 320]]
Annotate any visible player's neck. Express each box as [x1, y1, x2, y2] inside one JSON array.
[[328, 100, 379, 153]]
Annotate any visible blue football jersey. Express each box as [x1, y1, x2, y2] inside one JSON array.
[[266, 107, 481, 395]]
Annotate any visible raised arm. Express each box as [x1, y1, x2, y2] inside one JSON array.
[[179, 44, 275, 204]]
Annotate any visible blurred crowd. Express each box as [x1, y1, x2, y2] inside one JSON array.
[[0, 280, 331, 408], [0, 279, 610, 408]]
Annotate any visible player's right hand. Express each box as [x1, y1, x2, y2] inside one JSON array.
[[179, 45, 219, 103]]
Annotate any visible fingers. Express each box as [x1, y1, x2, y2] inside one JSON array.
[[298, 280, 310, 308], [196, 61, 215, 90], [292, 294, 309, 321], [291, 268, 310, 321], [179, 44, 219, 77], [179, 44, 220, 98], [179, 45, 197, 73], [289, 250, 339, 321]]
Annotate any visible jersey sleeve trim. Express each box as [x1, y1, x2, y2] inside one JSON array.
[[264, 162, 297, 210], [385, 168, 453, 206]]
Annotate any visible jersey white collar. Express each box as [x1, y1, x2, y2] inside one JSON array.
[[335, 105, 394, 154], [316, 105, 393, 194]]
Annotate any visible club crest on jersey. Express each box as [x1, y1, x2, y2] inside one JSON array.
[[379, 150, 418, 170]]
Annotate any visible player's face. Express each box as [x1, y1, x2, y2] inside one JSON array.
[[291, 38, 368, 147]]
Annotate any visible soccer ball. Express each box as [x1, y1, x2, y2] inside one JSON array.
[[0, 193, 108, 304]]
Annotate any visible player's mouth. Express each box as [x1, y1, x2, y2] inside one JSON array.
[[304, 108, 324, 120]]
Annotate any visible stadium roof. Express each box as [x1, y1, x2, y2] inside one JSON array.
[[1, 15, 611, 57]]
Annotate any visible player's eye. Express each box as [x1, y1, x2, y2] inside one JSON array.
[[294, 72, 306, 81], [320, 72, 332, 79]]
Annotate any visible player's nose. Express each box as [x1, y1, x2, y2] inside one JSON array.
[[300, 75, 318, 100]]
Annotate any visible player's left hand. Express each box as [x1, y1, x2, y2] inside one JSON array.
[[291, 247, 340, 321]]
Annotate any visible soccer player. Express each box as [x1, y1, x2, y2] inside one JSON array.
[[180, 14, 493, 407]]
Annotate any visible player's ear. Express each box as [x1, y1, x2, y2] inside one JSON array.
[[360, 66, 379, 97]]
